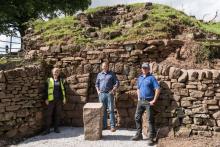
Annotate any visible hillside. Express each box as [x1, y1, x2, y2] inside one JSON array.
[[13, 3, 220, 69], [28, 3, 220, 46]]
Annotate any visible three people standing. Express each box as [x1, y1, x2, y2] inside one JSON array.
[[43, 63, 160, 146]]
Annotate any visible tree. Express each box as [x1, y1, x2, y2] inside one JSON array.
[[0, 0, 91, 37]]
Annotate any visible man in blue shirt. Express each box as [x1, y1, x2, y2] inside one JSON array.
[[131, 63, 160, 146], [95, 62, 119, 132]]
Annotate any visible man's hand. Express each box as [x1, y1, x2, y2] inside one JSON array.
[[45, 100, 49, 105], [109, 89, 116, 95], [96, 87, 101, 95], [149, 100, 156, 106], [150, 89, 160, 106], [109, 91, 114, 95], [110, 87, 117, 95]]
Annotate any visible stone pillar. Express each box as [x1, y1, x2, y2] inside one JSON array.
[[83, 103, 104, 140]]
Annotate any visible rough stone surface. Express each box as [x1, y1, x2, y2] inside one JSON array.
[[0, 65, 45, 138], [1, 43, 220, 139], [83, 103, 104, 140]]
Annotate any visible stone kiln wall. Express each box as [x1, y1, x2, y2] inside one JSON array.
[[1, 38, 220, 138], [38, 39, 219, 137]]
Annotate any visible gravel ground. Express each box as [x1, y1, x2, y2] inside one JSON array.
[[10, 127, 156, 147]]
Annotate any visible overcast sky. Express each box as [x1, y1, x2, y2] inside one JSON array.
[[91, 0, 220, 21], [1, 0, 220, 54]]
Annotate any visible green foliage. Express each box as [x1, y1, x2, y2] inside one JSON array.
[[0, 57, 7, 64], [95, 3, 200, 42], [196, 45, 211, 63], [195, 41, 220, 63], [30, 3, 220, 49], [199, 22, 220, 35], [0, 0, 91, 36]]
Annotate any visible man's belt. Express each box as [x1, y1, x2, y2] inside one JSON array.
[[140, 97, 153, 101], [100, 91, 110, 93]]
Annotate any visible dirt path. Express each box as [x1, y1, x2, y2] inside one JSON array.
[[158, 136, 220, 147]]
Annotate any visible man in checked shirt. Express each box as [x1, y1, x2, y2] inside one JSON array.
[[95, 62, 119, 132]]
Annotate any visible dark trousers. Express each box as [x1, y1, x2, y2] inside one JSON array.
[[46, 99, 62, 130], [135, 100, 156, 138]]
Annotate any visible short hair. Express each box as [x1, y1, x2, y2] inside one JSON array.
[[102, 62, 109, 66], [52, 67, 60, 73]]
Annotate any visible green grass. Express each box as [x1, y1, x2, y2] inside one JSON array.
[[0, 57, 7, 64], [30, 3, 220, 48], [128, 3, 145, 9], [150, 4, 197, 26], [32, 16, 90, 46], [195, 40, 220, 63], [96, 3, 200, 42], [84, 6, 107, 14], [199, 22, 220, 35]]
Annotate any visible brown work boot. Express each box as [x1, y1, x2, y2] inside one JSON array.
[[110, 128, 116, 132]]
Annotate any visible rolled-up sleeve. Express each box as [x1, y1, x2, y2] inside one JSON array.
[[95, 74, 100, 89], [113, 73, 119, 88]]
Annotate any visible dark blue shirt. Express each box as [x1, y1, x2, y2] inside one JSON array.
[[95, 71, 119, 92], [137, 73, 160, 99], [53, 79, 63, 100]]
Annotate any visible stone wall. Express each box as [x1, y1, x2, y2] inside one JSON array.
[[146, 63, 220, 137], [51, 39, 185, 129], [0, 65, 45, 138], [1, 38, 220, 138], [30, 38, 218, 137]]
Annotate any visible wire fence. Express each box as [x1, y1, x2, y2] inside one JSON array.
[[0, 35, 22, 55]]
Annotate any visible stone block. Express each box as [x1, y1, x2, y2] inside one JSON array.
[[187, 70, 198, 81], [0, 71, 6, 82], [178, 69, 188, 83], [175, 127, 191, 137], [190, 90, 204, 98], [83, 103, 104, 140]]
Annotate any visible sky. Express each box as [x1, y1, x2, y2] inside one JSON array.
[[1, 0, 220, 54], [90, 0, 220, 21]]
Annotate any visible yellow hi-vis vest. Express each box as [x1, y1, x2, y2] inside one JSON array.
[[47, 78, 66, 101]]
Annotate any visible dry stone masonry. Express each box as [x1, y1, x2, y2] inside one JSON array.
[[0, 38, 220, 139], [0, 65, 45, 138], [62, 73, 90, 126]]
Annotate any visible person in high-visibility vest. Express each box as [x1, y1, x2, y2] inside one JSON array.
[[43, 67, 66, 135]]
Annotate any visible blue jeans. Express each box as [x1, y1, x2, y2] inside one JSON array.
[[98, 92, 115, 129]]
